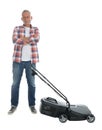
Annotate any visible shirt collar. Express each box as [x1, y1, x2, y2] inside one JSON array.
[[23, 24, 32, 28]]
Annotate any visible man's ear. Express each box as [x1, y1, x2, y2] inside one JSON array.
[[21, 17, 23, 21]]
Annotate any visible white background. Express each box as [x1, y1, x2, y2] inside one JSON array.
[[0, 0, 102, 129]]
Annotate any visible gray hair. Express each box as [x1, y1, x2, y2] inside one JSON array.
[[22, 10, 31, 15]]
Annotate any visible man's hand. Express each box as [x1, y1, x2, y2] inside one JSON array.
[[21, 37, 30, 45], [33, 33, 39, 38]]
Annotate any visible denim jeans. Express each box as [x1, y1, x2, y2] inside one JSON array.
[[11, 61, 36, 107]]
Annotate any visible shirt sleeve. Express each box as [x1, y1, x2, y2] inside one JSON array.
[[29, 27, 40, 45], [12, 26, 23, 45]]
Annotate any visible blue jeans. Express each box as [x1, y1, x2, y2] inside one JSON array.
[[11, 61, 36, 107]]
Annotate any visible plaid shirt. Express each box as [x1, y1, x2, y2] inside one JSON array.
[[12, 25, 40, 63]]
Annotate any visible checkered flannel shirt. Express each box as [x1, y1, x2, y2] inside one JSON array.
[[12, 25, 40, 63]]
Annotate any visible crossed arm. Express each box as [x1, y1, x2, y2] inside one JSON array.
[[12, 27, 40, 45]]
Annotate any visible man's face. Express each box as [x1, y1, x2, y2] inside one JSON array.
[[21, 12, 32, 26]]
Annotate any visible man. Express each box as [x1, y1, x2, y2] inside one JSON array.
[[8, 10, 40, 114]]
